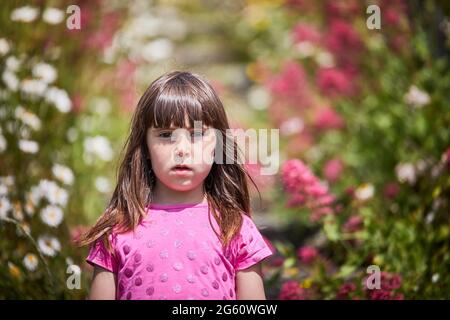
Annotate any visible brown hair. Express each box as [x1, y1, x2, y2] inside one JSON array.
[[77, 70, 259, 252]]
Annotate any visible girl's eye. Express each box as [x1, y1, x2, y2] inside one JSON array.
[[158, 132, 172, 138], [158, 130, 204, 139]]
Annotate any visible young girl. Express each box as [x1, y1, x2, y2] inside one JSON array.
[[79, 70, 274, 300]]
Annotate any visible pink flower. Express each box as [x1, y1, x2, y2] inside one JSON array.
[[304, 183, 328, 197], [314, 106, 345, 130], [278, 280, 307, 300], [281, 159, 336, 221], [343, 215, 363, 233], [287, 194, 306, 207], [323, 158, 344, 182], [384, 8, 401, 26], [345, 186, 355, 197], [325, 20, 363, 55], [380, 272, 402, 290], [369, 289, 394, 300], [325, 0, 361, 20], [267, 61, 313, 109], [310, 206, 335, 222], [291, 23, 322, 44], [281, 159, 314, 194], [270, 256, 285, 267], [316, 67, 355, 98], [380, 0, 407, 27], [383, 182, 400, 199], [336, 282, 357, 299], [297, 246, 319, 264], [365, 271, 403, 300]]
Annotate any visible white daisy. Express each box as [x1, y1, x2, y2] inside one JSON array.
[[11, 6, 39, 23], [5, 56, 21, 72], [0, 38, 10, 56], [431, 273, 440, 283], [38, 179, 69, 207], [42, 8, 64, 25], [45, 87, 72, 113], [52, 164, 74, 185], [395, 163, 416, 185], [40, 205, 64, 227], [355, 183, 375, 201], [141, 38, 173, 62], [0, 197, 12, 219], [404, 85, 430, 108], [18, 139, 39, 153], [23, 253, 39, 271], [20, 79, 48, 97], [15, 106, 42, 131], [2, 70, 19, 91], [95, 176, 111, 193], [28, 185, 43, 206], [247, 86, 271, 111], [0, 183, 7, 196], [37, 235, 61, 257], [32, 62, 57, 84], [83, 136, 114, 161], [0, 176, 15, 187]]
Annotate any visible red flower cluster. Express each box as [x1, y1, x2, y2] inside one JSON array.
[[365, 272, 404, 300], [278, 280, 307, 300], [323, 158, 344, 183], [281, 159, 336, 221], [316, 67, 355, 98], [292, 23, 322, 45], [297, 246, 319, 264], [314, 106, 345, 131], [342, 215, 363, 233], [336, 282, 357, 299], [268, 61, 313, 109]]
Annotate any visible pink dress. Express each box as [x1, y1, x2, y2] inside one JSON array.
[[86, 202, 274, 300]]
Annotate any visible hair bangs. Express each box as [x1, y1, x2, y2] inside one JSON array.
[[150, 81, 214, 130]]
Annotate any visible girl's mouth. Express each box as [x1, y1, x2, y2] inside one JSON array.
[[171, 165, 193, 175]]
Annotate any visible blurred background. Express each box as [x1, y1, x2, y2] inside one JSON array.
[[0, 0, 449, 299]]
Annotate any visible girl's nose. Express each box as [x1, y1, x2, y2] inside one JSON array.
[[173, 132, 191, 160]]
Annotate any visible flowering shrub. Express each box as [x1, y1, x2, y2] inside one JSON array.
[[236, 0, 450, 299], [0, 1, 126, 298]]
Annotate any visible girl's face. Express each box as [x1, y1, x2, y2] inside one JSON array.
[[146, 118, 217, 192]]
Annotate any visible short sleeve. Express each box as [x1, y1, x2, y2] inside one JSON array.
[[86, 234, 118, 273], [234, 214, 274, 271]]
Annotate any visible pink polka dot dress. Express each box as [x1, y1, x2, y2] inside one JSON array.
[[86, 202, 274, 300]]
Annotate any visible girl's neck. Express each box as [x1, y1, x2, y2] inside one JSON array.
[[151, 181, 207, 206]]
